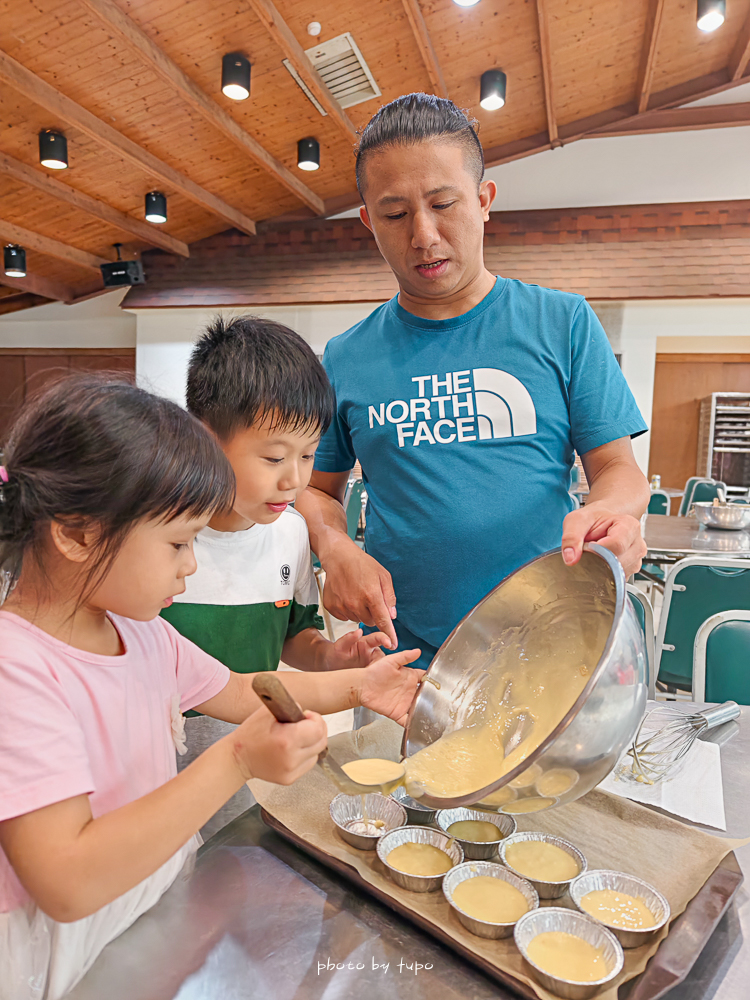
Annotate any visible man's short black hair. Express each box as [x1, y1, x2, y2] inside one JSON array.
[[355, 93, 484, 196], [186, 315, 334, 440]]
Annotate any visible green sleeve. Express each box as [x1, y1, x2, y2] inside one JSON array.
[[285, 599, 324, 639]]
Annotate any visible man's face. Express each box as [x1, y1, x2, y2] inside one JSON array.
[[359, 141, 496, 303]]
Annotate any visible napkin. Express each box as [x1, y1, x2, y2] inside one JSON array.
[[598, 737, 726, 830]]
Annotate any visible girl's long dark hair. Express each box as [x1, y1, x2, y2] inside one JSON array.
[[0, 374, 235, 604]]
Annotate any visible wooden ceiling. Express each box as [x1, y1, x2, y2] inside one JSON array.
[[1, 0, 750, 309]]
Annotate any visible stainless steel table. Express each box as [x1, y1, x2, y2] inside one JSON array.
[[68, 706, 750, 1000], [644, 514, 750, 563]]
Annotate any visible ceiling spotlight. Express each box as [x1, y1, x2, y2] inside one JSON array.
[[453, 0, 481, 6], [38, 129, 68, 169], [145, 191, 167, 224], [4, 245, 26, 278], [480, 69, 507, 111], [697, 0, 725, 31], [297, 137, 320, 171], [221, 52, 251, 100]]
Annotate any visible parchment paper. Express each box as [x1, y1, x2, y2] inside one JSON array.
[[249, 719, 746, 1000]]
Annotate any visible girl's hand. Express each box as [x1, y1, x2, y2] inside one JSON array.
[[230, 705, 328, 783], [324, 628, 389, 670], [359, 648, 422, 726]]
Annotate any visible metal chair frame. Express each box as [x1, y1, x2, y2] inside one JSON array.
[[647, 489, 671, 516], [692, 610, 750, 701], [626, 584, 656, 699], [655, 555, 750, 686]]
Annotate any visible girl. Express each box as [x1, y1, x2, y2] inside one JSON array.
[[0, 375, 420, 1000]]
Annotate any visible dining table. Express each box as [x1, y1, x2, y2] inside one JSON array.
[[644, 514, 750, 564], [66, 703, 750, 1000]]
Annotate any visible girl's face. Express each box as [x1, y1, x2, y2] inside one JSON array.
[[89, 513, 208, 621]]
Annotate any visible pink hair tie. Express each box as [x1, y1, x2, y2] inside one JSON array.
[[0, 467, 7, 483]]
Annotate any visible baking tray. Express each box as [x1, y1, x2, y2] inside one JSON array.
[[261, 809, 742, 1000]]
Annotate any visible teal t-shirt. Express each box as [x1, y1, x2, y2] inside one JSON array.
[[314, 277, 647, 648]]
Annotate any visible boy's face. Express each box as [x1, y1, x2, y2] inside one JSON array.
[[215, 418, 321, 529]]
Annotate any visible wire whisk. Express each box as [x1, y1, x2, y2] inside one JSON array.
[[626, 701, 740, 784]]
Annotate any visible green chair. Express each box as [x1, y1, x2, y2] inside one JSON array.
[[678, 478, 726, 515], [656, 557, 750, 691], [312, 478, 366, 639], [647, 490, 670, 515], [626, 585, 655, 698], [693, 611, 750, 703]]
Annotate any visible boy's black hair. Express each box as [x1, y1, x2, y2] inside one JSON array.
[[355, 93, 484, 196], [186, 315, 334, 440], [0, 373, 235, 604]]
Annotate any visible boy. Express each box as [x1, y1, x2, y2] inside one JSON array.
[[162, 316, 391, 836]]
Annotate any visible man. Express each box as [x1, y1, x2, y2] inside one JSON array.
[[297, 93, 649, 670]]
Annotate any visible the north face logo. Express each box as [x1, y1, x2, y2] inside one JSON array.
[[367, 368, 537, 447]]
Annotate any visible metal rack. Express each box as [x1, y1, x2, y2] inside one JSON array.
[[697, 393, 750, 497]]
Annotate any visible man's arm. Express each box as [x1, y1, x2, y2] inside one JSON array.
[[295, 471, 398, 648], [561, 437, 650, 577]]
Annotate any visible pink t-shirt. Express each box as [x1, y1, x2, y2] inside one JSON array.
[[0, 611, 230, 912]]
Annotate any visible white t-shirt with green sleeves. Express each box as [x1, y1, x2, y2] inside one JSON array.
[[161, 508, 323, 677]]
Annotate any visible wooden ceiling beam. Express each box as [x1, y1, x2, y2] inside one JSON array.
[[0, 48, 258, 236], [534, 0, 558, 145], [0, 218, 108, 273], [400, 0, 449, 99], [245, 0, 359, 143], [483, 68, 750, 168], [79, 0, 324, 215], [0, 292, 50, 316], [0, 152, 189, 258], [729, 8, 750, 81], [591, 102, 750, 136], [0, 271, 76, 303], [636, 0, 667, 113]]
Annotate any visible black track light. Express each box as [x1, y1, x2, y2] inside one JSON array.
[[145, 191, 167, 224], [480, 70, 507, 111], [297, 137, 320, 171], [4, 245, 26, 278], [39, 130, 68, 169], [697, 0, 725, 31], [222, 52, 251, 100]]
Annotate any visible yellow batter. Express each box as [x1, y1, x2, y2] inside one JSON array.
[[341, 758, 405, 786], [478, 786, 516, 808], [505, 840, 580, 881], [402, 591, 610, 802], [536, 769, 578, 797], [509, 763, 542, 789], [526, 931, 608, 983], [580, 889, 657, 930], [447, 820, 503, 843], [452, 876, 529, 924], [503, 797, 555, 814], [387, 842, 453, 877]]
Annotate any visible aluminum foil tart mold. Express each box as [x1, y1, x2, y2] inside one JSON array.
[[443, 860, 539, 939], [376, 825, 464, 892], [329, 793, 407, 851], [390, 785, 437, 824], [569, 868, 671, 949], [435, 808, 517, 859], [499, 831, 587, 899]]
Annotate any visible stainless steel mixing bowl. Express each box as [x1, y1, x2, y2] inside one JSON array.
[[401, 543, 647, 811], [693, 501, 750, 531]]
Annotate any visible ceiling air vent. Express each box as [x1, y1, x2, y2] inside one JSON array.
[[285, 32, 381, 114]]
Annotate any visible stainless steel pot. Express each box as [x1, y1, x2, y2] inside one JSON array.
[[693, 501, 750, 531], [401, 544, 647, 811]]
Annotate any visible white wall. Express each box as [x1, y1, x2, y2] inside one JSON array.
[[128, 303, 385, 406], [0, 289, 135, 348], [608, 299, 750, 472]]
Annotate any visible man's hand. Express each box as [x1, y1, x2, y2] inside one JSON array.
[[324, 628, 388, 670], [359, 648, 422, 725], [322, 539, 398, 649], [561, 502, 646, 577]]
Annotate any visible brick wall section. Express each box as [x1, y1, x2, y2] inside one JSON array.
[[124, 200, 750, 307]]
